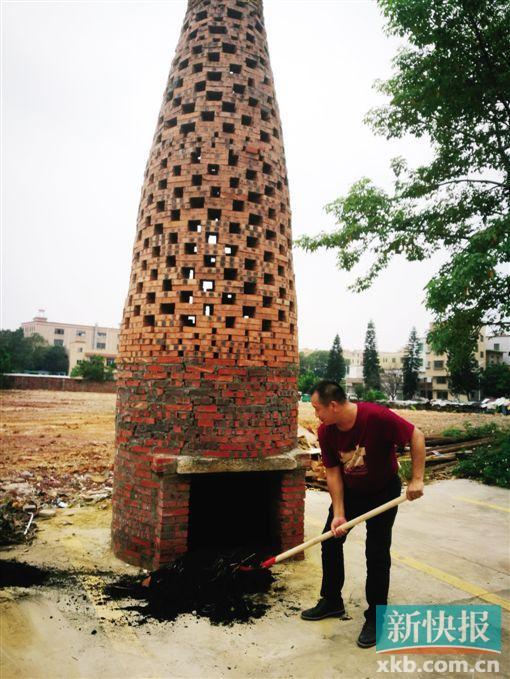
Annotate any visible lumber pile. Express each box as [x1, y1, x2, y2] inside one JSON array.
[[304, 435, 483, 491]]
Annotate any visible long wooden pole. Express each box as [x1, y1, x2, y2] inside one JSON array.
[[261, 494, 408, 569]]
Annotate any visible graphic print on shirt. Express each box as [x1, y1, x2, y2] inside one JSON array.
[[340, 444, 368, 476]]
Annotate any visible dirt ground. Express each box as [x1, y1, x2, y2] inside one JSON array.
[[0, 391, 115, 506], [1, 389, 508, 490], [298, 400, 510, 436], [1, 390, 509, 678], [1, 388, 508, 518]]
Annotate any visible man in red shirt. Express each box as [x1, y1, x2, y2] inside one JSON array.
[[301, 380, 425, 648]]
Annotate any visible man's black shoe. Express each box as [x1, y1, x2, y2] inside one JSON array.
[[357, 620, 377, 648], [300, 598, 345, 621]]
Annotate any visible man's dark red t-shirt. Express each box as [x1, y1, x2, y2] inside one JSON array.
[[318, 402, 415, 493]]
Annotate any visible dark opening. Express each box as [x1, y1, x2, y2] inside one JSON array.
[[187, 472, 281, 551]]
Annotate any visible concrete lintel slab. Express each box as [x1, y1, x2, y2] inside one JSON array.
[[176, 449, 308, 474]]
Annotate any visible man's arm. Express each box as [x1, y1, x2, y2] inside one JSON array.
[[325, 465, 348, 536], [407, 426, 426, 500]]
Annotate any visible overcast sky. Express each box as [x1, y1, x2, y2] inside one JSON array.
[[2, 0, 444, 351]]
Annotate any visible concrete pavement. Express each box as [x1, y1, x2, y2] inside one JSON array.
[[1, 478, 509, 678]]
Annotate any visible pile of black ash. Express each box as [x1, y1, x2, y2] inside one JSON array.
[[104, 549, 277, 625], [0, 560, 53, 587]]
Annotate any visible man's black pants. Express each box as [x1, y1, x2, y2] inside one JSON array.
[[320, 475, 402, 623]]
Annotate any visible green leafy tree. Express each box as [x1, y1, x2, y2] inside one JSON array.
[[0, 329, 48, 372], [296, 0, 510, 361], [448, 349, 480, 398], [433, 315, 481, 398], [481, 363, 510, 398], [363, 320, 381, 390], [325, 334, 346, 383], [71, 355, 114, 382], [0, 346, 12, 375], [299, 350, 330, 378], [354, 383, 366, 400], [402, 327, 422, 398], [41, 346, 69, 374], [363, 388, 388, 403], [298, 371, 317, 394]]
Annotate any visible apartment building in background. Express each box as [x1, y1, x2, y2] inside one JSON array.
[[301, 327, 509, 401], [22, 312, 119, 375], [485, 334, 510, 366], [343, 349, 406, 394], [420, 328, 510, 400], [299, 347, 409, 396]]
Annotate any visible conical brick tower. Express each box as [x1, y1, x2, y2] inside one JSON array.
[[112, 0, 308, 570]]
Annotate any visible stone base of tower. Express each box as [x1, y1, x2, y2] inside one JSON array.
[[111, 450, 309, 570]]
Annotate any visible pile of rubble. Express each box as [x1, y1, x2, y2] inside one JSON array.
[[0, 470, 114, 546]]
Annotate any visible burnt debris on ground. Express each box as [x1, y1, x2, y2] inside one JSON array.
[[0, 559, 69, 588], [104, 548, 277, 625], [0, 499, 38, 546], [1, 549, 281, 626]]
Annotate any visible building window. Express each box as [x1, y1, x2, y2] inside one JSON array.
[[494, 343, 500, 351], [97, 331, 106, 337], [435, 376, 448, 384], [54, 328, 64, 335], [436, 390, 449, 399], [433, 360, 444, 369], [96, 343, 106, 349], [78, 348, 83, 353], [76, 330, 85, 337], [480, 351, 484, 358], [54, 339, 64, 346]]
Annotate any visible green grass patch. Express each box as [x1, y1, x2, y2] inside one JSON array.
[[453, 432, 510, 488], [398, 458, 429, 484], [442, 422, 500, 440]]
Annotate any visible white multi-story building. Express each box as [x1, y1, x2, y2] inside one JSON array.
[[485, 334, 510, 366], [22, 312, 119, 375], [420, 327, 510, 400]]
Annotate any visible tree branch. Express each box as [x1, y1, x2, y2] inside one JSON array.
[[434, 178, 506, 189]]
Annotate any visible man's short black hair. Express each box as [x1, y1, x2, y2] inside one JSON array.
[[311, 380, 347, 405]]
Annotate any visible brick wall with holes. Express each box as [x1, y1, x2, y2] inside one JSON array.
[[112, 0, 305, 569]]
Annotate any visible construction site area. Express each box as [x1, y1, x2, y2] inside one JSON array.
[[3, 0, 510, 675], [1, 390, 509, 678]]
